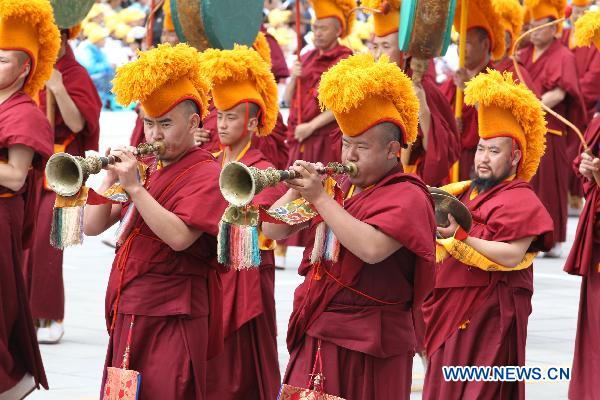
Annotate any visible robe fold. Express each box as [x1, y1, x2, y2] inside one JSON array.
[[422, 179, 553, 400], [564, 115, 600, 400], [261, 26, 290, 82], [24, 45, 102, 321], [440, 63, 494, 181], [283, 166, 436, 400], [206, 147, 281, 400], [100, 147, 228, 400], [201, 101, 290, 170], [0, 91, 52, 393], [522, 40, 588, 244], [495, 57, 542, 97], [285, 44, 352, 246], [407, 71, 459, 186]]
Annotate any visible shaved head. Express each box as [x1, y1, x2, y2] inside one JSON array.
[[178, 99, 200, 117], [14, 50, 29, 66], [376, 122, 402, 147]]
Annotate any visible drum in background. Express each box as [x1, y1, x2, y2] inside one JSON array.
[[50, 0, 96, 29]]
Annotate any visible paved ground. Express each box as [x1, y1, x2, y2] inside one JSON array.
[[29, 111, 581, 399]]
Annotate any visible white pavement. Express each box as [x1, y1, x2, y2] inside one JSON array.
[[29, 111, 581, 399]]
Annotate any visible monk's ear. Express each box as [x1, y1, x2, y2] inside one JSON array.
[[247, 116, 259, 132], [512, 149, 523, 167], [188, 113, 201, 132], [388, 141, 402, 160]]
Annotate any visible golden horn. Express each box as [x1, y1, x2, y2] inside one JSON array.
[[45, 142, 165, 197], [219, 161, 358, 207]]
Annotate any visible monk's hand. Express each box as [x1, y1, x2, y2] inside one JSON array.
[[108, 148, 141, 193], [294, 122, 315, 143], [579, 152, 600, 180], [45, 69, 64, 94], [453, 68, 468, 91], [437, 214, 460, 239], [286, 160, 326, 204], [194, 127, 211, 146], [291, 61, 303, 79], [103, 147, 119, 186]]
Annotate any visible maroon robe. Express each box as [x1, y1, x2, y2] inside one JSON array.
[[100, 147, 228, 400], [261, 26, 290, 82], [283, 167, 436, 399], [206, 147, 281, 400], [130, 109, 145, 147], [201, 101, 290, 170], [0, 91, 52, 392], [407, 70, 459, 186], [23, 45, 101, 321], [495, 57, 542, 97], [440, 63, 494, 181], [422, 179, 553, 400], [564, 115, 600, 400], [522, 40, 588, 244], [285, 44, 352, 246]]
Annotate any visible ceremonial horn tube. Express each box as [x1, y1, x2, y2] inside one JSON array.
[[45, 141, 165, 197], [219, 161, 358, 207]]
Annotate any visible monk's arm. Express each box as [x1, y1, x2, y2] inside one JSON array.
[[0, 145, 34, 191], [414, 84, 431, 149], [47, 70, 85, 133], [283, 75, 298, 106], [463, 235, 535, 268], [308, 110, 335, 132], [311, 194, 403, 264], [541, 87, 566, 109], [261, 188, 309, 240], [83, 179, 122, 236]]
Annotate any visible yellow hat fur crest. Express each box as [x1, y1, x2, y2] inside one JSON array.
[[492, 0, 524, 53], [112, 43, 210, 119], [454, 0, 507, 60], [309, 0, 357, 38], [0, 0, 60, 98], [524, 0, 566, 22], [574, 9, 600, 50], [465, 69, 547, 182], [362, 0, 401, 37], [252, 31, 272, 65], [318, 53, 419, 143], [198, 45, 279, 136]]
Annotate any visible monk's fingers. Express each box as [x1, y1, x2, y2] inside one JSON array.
[[296, 160, 318, 175], [447, 214, 458, 225], [581, 152, 593, 160]]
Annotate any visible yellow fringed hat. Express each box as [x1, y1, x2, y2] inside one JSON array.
[[492, 0, 525, 54], [465, 69, 547, 182], [252, 31, 272, 65], [197, 45, 279, 136], [362, 0, 400, 37], [0, 0, 60, 98], [163, 0, 174, 32], [572, 0, 592, 7], [524, 0, 566, 22], [112, 43, 210, 119], [574, 9, 600, 50], [309, 0, 357, 38], [454, 0, 507, 60], [318, 53, 419, 144]]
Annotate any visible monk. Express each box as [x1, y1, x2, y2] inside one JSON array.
[[564, 104, 600, 400], [198, 45, 281, 400], [83, 43, 228, 399], [0, 0, 60, 396], [261, 25, 290, 82], [263, 54, 436, 400], [23, 27, 101, 344], [367, 0, 459, 186], [521, 2, 588, 257], [441, 0, 506, 180], [422, 70, 554, 400]]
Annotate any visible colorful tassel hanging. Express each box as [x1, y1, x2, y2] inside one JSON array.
[[50, 187, 89, 249], [217, 205, 261, 270], [310, 222, 340, 266]]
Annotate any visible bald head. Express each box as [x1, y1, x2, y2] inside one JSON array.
[[376, 122, 402, 147]]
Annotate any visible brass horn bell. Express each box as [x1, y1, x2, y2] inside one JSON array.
[[429, 187, 473, 231]]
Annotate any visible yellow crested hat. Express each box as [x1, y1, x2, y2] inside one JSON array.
[[252, 31, 272, 65], [318, 53, 419, 144], [363, 0, 400, 37], [454, 0, 507, 60], [112, 43, 210, 119], [524, 0, 566, 22], [465, 69, 547, 182], [309, 0, 357, 38], [574, 9, 600, 50], [0, 0, 60, 98], [571, 0, 592, 7], [163, 0, 174, 32], [197, 45, 279, 136], [492, 0, 525, 54]]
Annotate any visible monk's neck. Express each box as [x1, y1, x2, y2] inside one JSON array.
[[534, 39, 554, 60], [223, 136, 252, 163], [318, 40, 338, 54], [0, 86, 20, 105]]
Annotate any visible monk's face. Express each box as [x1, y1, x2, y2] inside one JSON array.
[[474, 137, 520, 184], [161, 30, 179, 46], [143, 101, 201, 165], [312, 18, 342, 51], [341, 123, 402, 188], [217, 102, 259, 147], [0, 50, 30, 91], [370, 33, 402, 65], [529, 18, 557, 48], [465, 28, 490, 70]]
